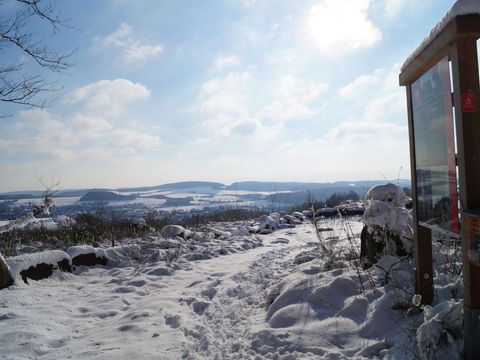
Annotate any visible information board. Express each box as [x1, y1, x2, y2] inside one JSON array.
[[411, 56, 459, 234]]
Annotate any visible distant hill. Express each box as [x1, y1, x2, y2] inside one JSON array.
[[1, 180, 411, 201], [115, 181, 225, 193], [153, 181, 225, 191], [227, 180, 410, 192], [79, 191, 137, 202]]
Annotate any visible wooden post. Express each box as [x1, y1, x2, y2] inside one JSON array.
[[450, 37, 480, 360], [400, 13, 480, 360]]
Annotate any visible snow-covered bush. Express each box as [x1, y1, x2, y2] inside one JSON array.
[[416, 300, 463, 360], [361, 183, 413, 267]]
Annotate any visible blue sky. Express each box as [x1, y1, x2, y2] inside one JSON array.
[[0, 0, 456, 191]]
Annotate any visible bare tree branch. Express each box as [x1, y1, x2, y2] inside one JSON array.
[[0, 0, 74, 113]]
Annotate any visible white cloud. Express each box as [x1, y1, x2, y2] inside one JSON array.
[[276, 120, 408, 170], [257, 98, 314, 120], [308, 0, 382, 54], [196, 71, 284, 142], [326, 121, 406, 144], [111, 129, 161, 150], [303, 83, 330, 102], [1, 79, 160, 163], [227, 118, 283, 141], [257, 75, 328, 121], [198, 72, 251, 117], [68, 79, 150, 115], [214, 55, 240, 70], [383, 0, 404, 16], [337, 69, 384, 98], [70, 114, 113, 139], [274, 75, 296, 96], [273, 75, 328, 101], [363, 91, 405, 121], [0, 137, 75, 162], [336, 64, 405, 121], [97, 23, 163, 65]]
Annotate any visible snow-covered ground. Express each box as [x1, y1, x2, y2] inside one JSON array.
[[0, 216, 462, 359]]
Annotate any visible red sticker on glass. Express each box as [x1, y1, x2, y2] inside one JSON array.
[[462, 93, 477, 113]]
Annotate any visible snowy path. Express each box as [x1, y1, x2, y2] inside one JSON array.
[[0, 228, 310, 360], [1, 218, 422, 360]]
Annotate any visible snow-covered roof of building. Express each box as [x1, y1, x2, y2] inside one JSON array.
[[401, 0, 480, 73]]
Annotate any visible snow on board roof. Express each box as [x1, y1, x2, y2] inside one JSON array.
[[401, 0, 480, 72]]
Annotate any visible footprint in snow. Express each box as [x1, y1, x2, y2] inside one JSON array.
[[114, 286, 136, 293], [164, 313, 181, 328], [192, 300, 210, 315], [95, 310, 118, 319], [147, 267, 173, 276], [179, 296, 196, 305], [0, 312, 17, 321], [135, 290, 149, 296], [130, 312, 151, 321], [272, 238, 289, 244], [201, 287, 217, 300], [127, 279, 147, 287], [209, 272, 225, 277], [117, 324, 143, 332], [187, 280, 202, 288]]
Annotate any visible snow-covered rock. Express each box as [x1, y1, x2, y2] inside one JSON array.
[[254, 214, 279, 234], [282, 214, 302, 225], [67, 246, 108, 267], [0, 212, 36, 233], [131, 217, 146, 229], [224, 226, 251, 237], [0, 252, 12, 289], [315, 207, 337, 217], [206, 227, 231, 239], [54, 215, 77, 227], [6, 250, 71, 284], [291, 212, 304, 221], [161, 225, 191, 239]]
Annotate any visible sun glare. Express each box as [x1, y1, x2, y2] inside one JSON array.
[[308, 0, 381, 53]]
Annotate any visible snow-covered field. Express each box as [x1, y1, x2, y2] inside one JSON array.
[[0, 215, 462, 359]]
